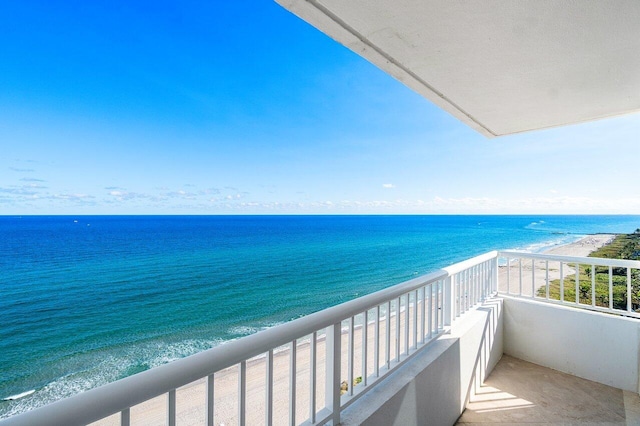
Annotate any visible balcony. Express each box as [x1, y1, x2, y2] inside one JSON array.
[[1, 251, 639, 425]]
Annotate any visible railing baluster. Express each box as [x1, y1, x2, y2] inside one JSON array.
[[467, 270, 471, 310], [395, 297, 401, 361], [404, 293, 410, 355], [507, 256, 511, 294], [475, 264, 479, 303], [420, 286, 426, 343], [591, 265, 596, 308], [469, 266, 473, 305], [478, 263, 482, 300], [627, 268, 632, 312], [441, 280, 445, 328], [531, 258, 535, 297], [479, 263, 483, 301], [493, 256, 499, 294], [460, 270, 465, 313], [289, 340, 297, 426], [473, 265, 477, 305], [325, 324, 341, 425], [362, 310, 368, 386], [545, 261, 549, 300], [168, 389, 176, 426], [560, 262, 565, 302], [477, 264, 481, 301], [609, 266, 613, 310], [206, 374, 214, 426], [428, 284, 433, 340], [518, 258, 523, 297], [465, 269, 470, 311], [482, 261, 487, 300], [480, 263, 483, 300], [412, 290, 418, 349], [454, 273, 460, 317], [486, 261, 490, 298], [348, 316, 355, 396], [266, 349, 273, 426], [473, 265, 477, 304], [385, 301, 391, 369], [458, 272, 463, 315], [575, 263, 580, 304], [120, 408, 130, 426], [436, 281, 441, 332], [375, 305, 380, 377], [477, 263, 481, 301], [239, 362, 246, 426], [310, 332, 317, 423], [458, 272, 462, 315], [488, 260, 493, 297]]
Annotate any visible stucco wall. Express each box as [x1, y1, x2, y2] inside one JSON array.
[[503, 296, 640, 393], [341, 298, 503, 426]]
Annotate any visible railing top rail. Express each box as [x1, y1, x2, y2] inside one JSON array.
[[1, 251, 499, 426], [499, 250, 640, 269], [443, 251, 498, 274]]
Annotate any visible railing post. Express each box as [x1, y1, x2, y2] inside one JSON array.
[[492, 254, 499, 294], [325, 323, 341, 425], [444, 275, 454, 326]]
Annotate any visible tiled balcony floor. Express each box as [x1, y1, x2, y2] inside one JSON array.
[[457, 355, 640, 425]]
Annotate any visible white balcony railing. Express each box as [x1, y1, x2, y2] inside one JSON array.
[[498, 251, 640, 319], [6, 249, 636, 425], [0, 252, 499, 426]]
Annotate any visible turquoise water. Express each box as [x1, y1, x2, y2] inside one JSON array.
[[1, 215, 639, 417]]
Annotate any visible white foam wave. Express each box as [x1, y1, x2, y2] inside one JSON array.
[[0, 337, 225, 419], [2, 390, 35, 401], [228, 322, 285, 338], [508, 235, 582, 254]]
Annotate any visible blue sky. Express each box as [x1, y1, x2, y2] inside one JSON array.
[[1, 1, 639, 215]]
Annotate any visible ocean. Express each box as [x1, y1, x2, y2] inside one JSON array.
[[1, 214, 639, 417]]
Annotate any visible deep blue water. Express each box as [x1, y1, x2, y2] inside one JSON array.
[[1, 215, 639, 416]]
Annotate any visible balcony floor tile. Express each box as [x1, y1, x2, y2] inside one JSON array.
[[457, 355, 640, 425]]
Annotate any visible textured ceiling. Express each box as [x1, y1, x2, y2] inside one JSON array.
[[277, 0, 640, 137]]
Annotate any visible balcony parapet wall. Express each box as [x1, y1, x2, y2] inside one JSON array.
[[503, 296, 640, 393]]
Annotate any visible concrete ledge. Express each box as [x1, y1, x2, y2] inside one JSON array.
[[341, 298, 503, 426], [503, 296, 640, 393]]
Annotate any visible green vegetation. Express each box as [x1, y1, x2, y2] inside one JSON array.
[[340, 376, 363, 395], [538, 230, 640, 310]]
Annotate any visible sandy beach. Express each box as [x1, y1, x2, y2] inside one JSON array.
[[93, 300, 433, 426], [498, 234, 616, 297], [92, 234, 617, 426]]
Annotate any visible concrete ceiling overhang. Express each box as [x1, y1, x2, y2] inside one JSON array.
[[276, 0, 640, 137]]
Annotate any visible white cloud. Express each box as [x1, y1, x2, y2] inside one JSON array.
[[382, 183, 395, 189], [199, 187, 221, 195], [107, 190, 159, 202], [53, 193, 90, 199], [219, 196, 640, 214], [164, 190, 197, 200]]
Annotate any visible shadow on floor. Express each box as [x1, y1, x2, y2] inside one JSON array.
[[457, 355, 640, 425]]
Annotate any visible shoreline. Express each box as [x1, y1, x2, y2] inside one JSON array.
[[540, 234, 616, 257]]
